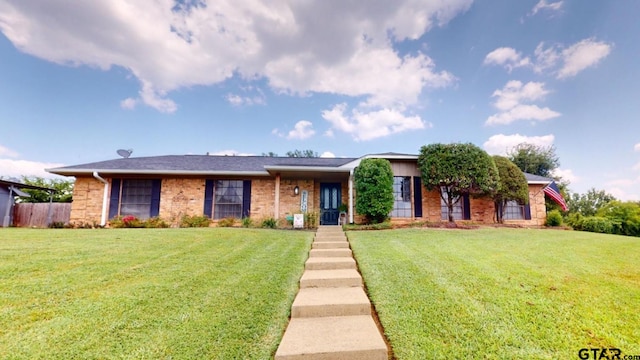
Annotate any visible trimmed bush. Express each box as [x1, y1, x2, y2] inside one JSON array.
[[545, 210, 563, 227], [218, 217, 236, 227], [354, 158, 394, 224], [580, 216, 615, 234], [180, 215, 211, 228]]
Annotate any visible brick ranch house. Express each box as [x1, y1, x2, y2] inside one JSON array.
[[46, 153, 553, 227]]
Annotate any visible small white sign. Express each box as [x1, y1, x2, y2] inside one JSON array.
[[293, 214, 304, 229]]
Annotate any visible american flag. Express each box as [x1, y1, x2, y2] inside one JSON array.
[[543, 181, 568, 211]]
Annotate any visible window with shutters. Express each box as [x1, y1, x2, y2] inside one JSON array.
[[109, 179, 161, 220], [213, 180, 244, 219], [503, 201, 525, 220]]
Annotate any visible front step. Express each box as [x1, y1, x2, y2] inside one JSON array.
[[300, 269, 362, 288], [312, 241, 349, 249], [305, 257, 356, 270], [274, 315, 388, 360], [291, 287, 371, 318], [309, 248, 352, 258], [314, 235, 347, 242]]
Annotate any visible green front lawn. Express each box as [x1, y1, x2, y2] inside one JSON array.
[[0, 228, 313, 359], [348, 228, 640, 359]]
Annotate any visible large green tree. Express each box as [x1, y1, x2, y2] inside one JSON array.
[[492, 156, 529, 223], [354, 158, 394, 224], [507, 143, 559, 178], [19, 176, 74, 203], [418, 143, 499, 222], [567, 188, 616, 217]]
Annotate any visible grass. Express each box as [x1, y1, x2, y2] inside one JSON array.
[[0, 228, 313, 359], [348, 228, 640, 359]]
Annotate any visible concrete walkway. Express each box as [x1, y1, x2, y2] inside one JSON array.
[[275, 226, 389, 360]]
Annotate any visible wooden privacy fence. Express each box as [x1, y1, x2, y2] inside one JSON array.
[[13, 203, 71, 227]]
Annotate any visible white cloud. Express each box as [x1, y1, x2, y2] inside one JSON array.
[[605, 178, 640, 201], [486, 81, 560, 125], [0, 145, 19, 158], [533, 39, 612, 79], [322, 103, 428, 141], [225, 87, 266, 107], [530, 0, 563, 16], [320, 152, 335, 158], [552, 168, 578, 184], [287, 120, 316, 140], [483, 47, 531, 72], [557, 38, 612, 79], [483, 133, 555, 155], [0, 158, 65, 178], [0, 0, 469, 115], [634, 143, 640, 152]]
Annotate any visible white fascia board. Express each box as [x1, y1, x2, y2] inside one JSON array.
[[45, 169, 270, 176], [264, 166, 352, 173], [341, 153, 419, 169]]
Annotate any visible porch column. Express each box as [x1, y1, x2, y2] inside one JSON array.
[[274, 173, 280, 219], [348, 169, 354, 224]]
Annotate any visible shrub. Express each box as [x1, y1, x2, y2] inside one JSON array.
[[261, 217, 277, 229], [354, 158, 394, 224], [304, 212, 319, 229], [218, 217, 236, 227], [110, 216, 169, 228], [180, 215, 211, 228], [48, 221, 66, 229], [241, 217, 253, 228], [580, 216, 615, 234], [545, 210, 563, 227], [144, 217, 169, 228]]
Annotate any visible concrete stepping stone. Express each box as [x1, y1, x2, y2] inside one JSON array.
[[274, 315, 388, 360], [309, 248, 352, 258], [305, 257, 356, 270], [312, 241, 349, 249], [291, 287, 371, 318], [300, 269, 362, 288]]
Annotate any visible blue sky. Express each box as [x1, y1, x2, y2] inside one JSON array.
[[1, 0, 638, 200]]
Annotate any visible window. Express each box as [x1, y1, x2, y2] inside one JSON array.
[[108, 179, 161, 220], [204, 179, 251, 219], [214, 180, 244, 219], [390, 176, 412, 218], [440, 187, 469, 220], [503, 200, 525, 220]]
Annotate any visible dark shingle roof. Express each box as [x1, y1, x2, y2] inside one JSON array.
[[47, 155, 359, 176], [524, 173, 553, 183]]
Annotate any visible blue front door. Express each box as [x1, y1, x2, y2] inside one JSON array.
[[320, 183, 341, 225]]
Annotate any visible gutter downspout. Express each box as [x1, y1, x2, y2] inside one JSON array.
[[348, 169, 354, 224], [2, 186, 14, 227], [93, 172, 109, 226]]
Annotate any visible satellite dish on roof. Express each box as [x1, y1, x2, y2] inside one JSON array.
[[117, 149, 133, 158]]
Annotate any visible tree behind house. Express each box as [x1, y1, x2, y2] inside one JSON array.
[[507, 143, 559, 178], [418, 143, 499, 222], [19, 176, 74, 203], [354, 158, 394, 224]]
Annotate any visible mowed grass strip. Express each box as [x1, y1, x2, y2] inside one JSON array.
[[0, 228, 313, 359], [348, 228, 640, 359]]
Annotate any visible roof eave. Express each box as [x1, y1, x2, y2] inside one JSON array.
[[46, 168, 270, 177]]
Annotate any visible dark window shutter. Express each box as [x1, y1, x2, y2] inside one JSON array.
[[242, 180, 252, 218], [108, 179, 121, 219], [413, 177, 423, 218], [150, 179, 162, 217], [524, 203, 532, 220], [463, 194, 471, 220], [203, 179, 214, 218]]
